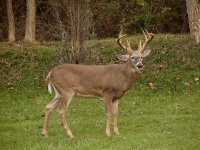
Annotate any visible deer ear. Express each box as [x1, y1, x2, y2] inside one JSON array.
[[117, 55, 130, 61], [142, 49, 151, 57]]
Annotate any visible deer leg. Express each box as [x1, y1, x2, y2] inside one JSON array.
[[42, 95, 60, 137], [112, 100, 119, 135], [57, 91, 75, 138], [104, 95, 113, 137]]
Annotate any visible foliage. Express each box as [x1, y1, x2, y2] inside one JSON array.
[[0, 0, 189, 41], [91, 0, 189, 37]]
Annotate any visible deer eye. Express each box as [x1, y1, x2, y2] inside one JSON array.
[[131, 56, 135, 59]]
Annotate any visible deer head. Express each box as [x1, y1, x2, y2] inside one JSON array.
[[116, 29, 154, 70]]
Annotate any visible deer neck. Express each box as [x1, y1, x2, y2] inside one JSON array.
[[123, 60, 142, 85], [125, 59, 142, 74]]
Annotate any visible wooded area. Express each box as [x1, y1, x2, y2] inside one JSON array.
[[0, 0, 191, 41], [1, 0, 200, 43]]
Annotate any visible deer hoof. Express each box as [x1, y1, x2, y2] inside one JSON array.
[[114, 129, 119, 135], [106, 132, 111, 137], [68, 134, 74, 139], [114, 131, 119, 135], [42, 132, 48, 137], [106, 134, 111, 137], [67, 130, 74, 139]]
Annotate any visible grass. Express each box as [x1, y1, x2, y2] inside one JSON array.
[[0, 34, 200, 149]]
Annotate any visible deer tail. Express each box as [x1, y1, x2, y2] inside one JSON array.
[[45, 71, 52, 94]]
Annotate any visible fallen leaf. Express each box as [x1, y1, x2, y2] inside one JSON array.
[[9, 87, 14, 90], [184, 82, 190, 87], [148, 82, 156, 90]]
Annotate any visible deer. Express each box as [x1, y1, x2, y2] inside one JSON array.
[[42, 29, 154, 138]]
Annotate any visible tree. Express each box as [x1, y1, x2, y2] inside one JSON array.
[[7, 0, 15, 42], [52, 0, 93, 64], [186, 0, 200, 44], [24, 0, 36, 43]]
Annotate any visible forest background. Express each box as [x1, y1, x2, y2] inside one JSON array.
[[0, 0, 189, 41]]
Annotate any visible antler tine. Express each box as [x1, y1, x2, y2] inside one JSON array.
[[116, 34, 127, 51], [116, 29, 133, 54], [138, 40, 142, 51], [143, 30, 148, 41], [119, 28, 124, 37], [144, 29, 154, 39], [126, 40, 133, 54], [126, 40, 131, 49], [139, 29, 154, 53]]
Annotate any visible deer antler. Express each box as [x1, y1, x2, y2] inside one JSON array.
[[116, 29, 133, 54], [117, 29, 154, 54], [138, 29, 154, 53]]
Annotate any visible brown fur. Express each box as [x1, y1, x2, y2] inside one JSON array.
[[42, 60, 142, 138]]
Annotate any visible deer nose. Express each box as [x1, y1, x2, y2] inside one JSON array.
[[137, 63, 143, 69]]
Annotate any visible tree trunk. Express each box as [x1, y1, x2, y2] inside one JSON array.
[[186, 0, 200, 44], [24, 0, 36, 43], [7, 0, 15, 42]]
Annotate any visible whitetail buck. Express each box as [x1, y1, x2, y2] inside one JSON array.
[[42, 29, 154, 138]]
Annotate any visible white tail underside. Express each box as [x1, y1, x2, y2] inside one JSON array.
[[48, 81, 60, 98], [48, 82, 52, 94]]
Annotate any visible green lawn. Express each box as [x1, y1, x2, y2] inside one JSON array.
[[0, 71, 199, 150], [0, 35, 200, 149]]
